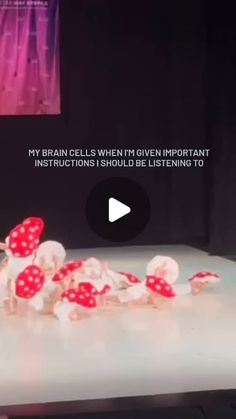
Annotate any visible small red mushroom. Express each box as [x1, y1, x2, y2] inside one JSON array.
[[78, 282, 98, 296], [78, 280, 111, 307], [52, 261, 84, 284], [61, 289, 97, 309], [78, 281, 111, 296], [22, 217, 45, 236], [15, 265, 45, 299], [8, 223, 40, 257], [118, 272, 142, 286], [189, 271, 220, 295], [146, 276, 176, 307]]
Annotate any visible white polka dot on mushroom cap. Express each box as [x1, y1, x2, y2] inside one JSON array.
[[19, 280, 25, 286], [28, 276, 33, 282], [35, 278, 40, 283], [20, 227, 25, 234], [79, 295, 84, 299], [21, 241, 27, 247], [149, 278, 155, 283], [165, 286, 170, 291], [85, 293, 90, 298], [155, 285, 161, 290]]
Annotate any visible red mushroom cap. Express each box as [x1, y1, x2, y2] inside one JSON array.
[[52, 260, 84, 282], [78, 282, 99, 295], [76, 291, 97, 308], [61, 289, 80, 303], [23, 217, 45, 236], [61, 289, 97, 309], [146, 276, 176, 298], [78, 282, 111, 296], [8, 224, 40, 257], [189, 272, 220, 284], [16, 265, 45, 299], [118, 272, 142, 285]]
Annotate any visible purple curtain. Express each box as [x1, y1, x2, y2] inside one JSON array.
[[0, 0, 60, 115]]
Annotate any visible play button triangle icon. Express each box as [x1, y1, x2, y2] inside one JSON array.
[[108, 198, 131, 223]]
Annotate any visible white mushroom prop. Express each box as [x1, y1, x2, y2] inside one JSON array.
[[112, 282, 149, 306], [146, 256, 179, 284], [79, 257, 105, 280], [189, 271, 220, 295], [34, 240, 66, 277]]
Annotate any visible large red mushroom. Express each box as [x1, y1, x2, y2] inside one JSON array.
[[8, 223, 40, 258], [22, 217, 45, 237]]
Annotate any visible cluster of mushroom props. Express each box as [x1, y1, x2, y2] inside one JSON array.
[[0, 217, 221, 321]]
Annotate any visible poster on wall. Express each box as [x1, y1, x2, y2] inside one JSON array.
[[0, 0, 60, 115]]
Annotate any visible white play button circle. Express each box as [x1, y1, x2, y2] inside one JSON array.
[[86, 177, 150, 242], [108, 198, 131, 223]]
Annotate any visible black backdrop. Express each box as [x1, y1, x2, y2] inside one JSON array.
[[0, 0, 235, 255]]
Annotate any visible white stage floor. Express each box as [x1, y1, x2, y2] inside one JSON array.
[[0, 245, 236, 408]]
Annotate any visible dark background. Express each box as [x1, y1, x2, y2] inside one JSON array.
[[0, 0, 235, 255]]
